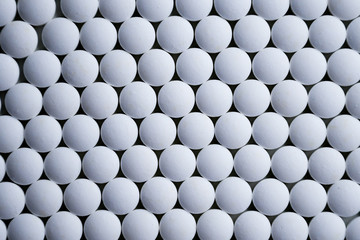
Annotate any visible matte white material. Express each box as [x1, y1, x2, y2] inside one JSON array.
[[328, 0, 360, 20], [99, 0, 135, 23], [309, 212, 346, 240], [61, 0, 98, 23], [234, 211, 271, 240], [0, 182, 25, 220], [253, 0, 289, 20], [271, 212, 308, 240], [137, 0, 173, 22], [84, 210, 121, 240], [197, 210, 233, 240], [175, 0, 212, 21], [0, 116, 24, 153], [214, 0, 251, 21], [160, 209, 196, 240], [290, 0, 327, 20], [46, 212, 83, 240], [0, 0, 16, 27], [346, 83, 360, 118], [346, 217, 360, 240], [346, 148, 360, 183], [7, 214, 44, 240], [0, 156, 4, 182], [347, 18, 360, 52], [0, 54, 19, 91], [122, 210, 159, 240], [18, 0, 55, 26]]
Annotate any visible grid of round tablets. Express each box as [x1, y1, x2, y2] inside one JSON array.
[[1, 1, 360, 240]]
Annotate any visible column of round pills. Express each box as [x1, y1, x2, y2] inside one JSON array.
[[1, 0, 360, 240]]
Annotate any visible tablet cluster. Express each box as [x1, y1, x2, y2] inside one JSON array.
[[1, 0, 360, 239]]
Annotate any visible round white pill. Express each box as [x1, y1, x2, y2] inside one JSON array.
[[137, 0, 173, 22], [328, 0, 360, 20], [234, 144, 271, 182], [272, 212, 308, 240], [309, 15, 346, 53], [64, 179, 101, 216], [0, 182, 25, 220], [0, 21, 38, 58], [0, 0, 16, 27], [178, 177, 215, 214], [271, 80, 308, 117], [328, 180, 360, 217], [84, 210, 121, 240], [308, 81, 345, 119], [62, 50, 99, 88], [290, 180, 327, 217], [252, 178, 290, 216], [100, 50, 137, 87], [197, 210, 233, 240], [5, 83, 42, 120], [63, 115, 100, 152], [215, 177, 252, 214], [327, 48, 360, 86], [178, 112, 214, 150], [121, 145, 158, 183], [175, 0, 212, 21], [176, 48, 213, 85], [119, 17, 155, 55], [215, 112, 252, 149], [99, 0, 135, 23], [0, 156, 4, 182], [157, 16, 193, 54], [290, 48, 327, 85], [18, 0, 55, 26], [215, 47, 251, 85], [309, 147, 345, 185], [44, 147, 81, 185], [234, 80, 270, 117], [327, 115, 360, 152], [252, 48, 290, 85], [290, 114, 327, 151], [0, 220, 6, 240], [80, 18, 117, 55], [252, 112, 289, 149], [160, 209, 196, 240], [46, 211, 83, 240], [234, 211, 271, 240], [197, 145, 233, 182], [6, 148, 43, 186], [159, 144, 196, 182], [0, 116, 23, 153], [101, 114, 138, 151], [309, 212, 346, 240], [346, 83, 360, 118], [347, 18, 360, 52], [42, 18, 80, 55], [214, 0, 250, 21], [138, 49, 175, 86], [83, 146, 119, 184], [43, 83, 80, 120], [102, 178, 139, 215], [23, 50, 61, 88], [196, 80, 232, 117], [61, 0, 98, 23], [347, 217, 360, 240], [122, 210, 159, 240], [346, 148, 360, 183], [290, 0, 327, 20], [119, 81, 156, 119], [271, 146, 308, 183], [8, 214, 44, 240], [158, 80, 195, 118], [25, 115, 62, 153], [81, 82, 118, 120], [0, 54, 19, 91], [233, 15, 270, 53], [272, 15, 308, 53], [195, 16, 232, 53], [141, 177, 177, 214], [25, 180, 63, 217], [253, 0, 289, 20], [140, 113, 176, 150]]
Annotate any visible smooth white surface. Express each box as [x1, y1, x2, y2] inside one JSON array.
[[99, 0, 135, 23], [253, 0, 289, 20], [309, 212, 346, 240], [64, 179, 101, 217], [175, 0, 212, 21], [63, 115, 100, 152], [0, 156, 4, 182], [346, 148, 360, 183], [290, 0, 327, 20], [122, 210, 159, 240], [0, 182, 25, 220], [346, 83, 360, 118], [197, 210, 233, 240], [214, 0, 251, 20], [328, 0, 360, 20], [7, 214, 45, 240], [44, 147, 81, 185], [121, 145, 158, 183], [234, 211, 271, 240], [178, 177, 215, 214], [137, 0, 173, 22], [25, 180, 63, 218], [234, 145, 271, 182], [160, 209, 196, 240], [0, 0, 16, 27], [347, 18, 360, 52], [46, 212, 83, 240], [216, 177, 252, 214], [82, 146, 119, 184], [42, 18, 80, 55], [84, 210, 121, 240], [290, 180, 327, 217], [271, 212, 308, 240], [0, 116, 24, 153], [0, 54, 19, 91], [309, 147, 345, 185], [61, 0, 98, 23], [18, 0, 55, 26], [141, 177, 177, 214], [102, 178, 139, 215], [6, 148, 43, 186], [347, 217, 360, 240], [0, 220, 6, 240]]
